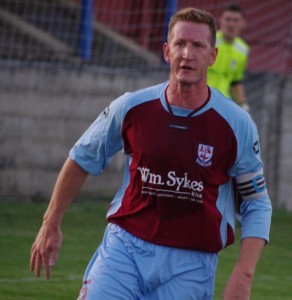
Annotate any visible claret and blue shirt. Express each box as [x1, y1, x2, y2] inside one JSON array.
[[70, 81, 272, 254]]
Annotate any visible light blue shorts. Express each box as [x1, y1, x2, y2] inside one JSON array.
[[77, 223, 218, 300]]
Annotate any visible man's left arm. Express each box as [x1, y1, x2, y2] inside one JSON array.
[[226, 113, 272, 299], [223, 237, 265, 299]]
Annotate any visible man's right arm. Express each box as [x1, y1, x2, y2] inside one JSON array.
[[30, 157, 89, 279], [230, 82, 250, 111]]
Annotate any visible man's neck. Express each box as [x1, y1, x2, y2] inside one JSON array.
[[221, 32, 235, 43], [166, 81, 209, 110]]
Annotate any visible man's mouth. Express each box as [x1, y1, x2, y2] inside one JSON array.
[[181, 65, 194, 70]]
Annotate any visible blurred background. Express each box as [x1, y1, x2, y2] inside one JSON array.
[[0, 0, 291, 210]]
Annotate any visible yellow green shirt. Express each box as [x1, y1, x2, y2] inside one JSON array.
[[208, 31, 249, 98]]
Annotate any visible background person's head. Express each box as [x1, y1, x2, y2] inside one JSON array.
[[219, 4, 245, 42]]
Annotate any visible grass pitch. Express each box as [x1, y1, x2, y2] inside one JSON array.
[[0, 201, 291, 299]]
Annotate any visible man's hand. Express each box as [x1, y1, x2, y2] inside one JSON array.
[[30, 223, 63, 279], [240, 103, 250, 112], [29, 158, 89, 280]]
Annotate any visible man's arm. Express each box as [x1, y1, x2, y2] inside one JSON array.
[[30, 157, 89, 279], [223, 237, 265, 299], [231, 83, 250, 111]]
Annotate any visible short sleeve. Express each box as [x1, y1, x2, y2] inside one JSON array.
[[69, 98, 125, 176]]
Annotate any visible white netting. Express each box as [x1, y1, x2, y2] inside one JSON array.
[[0, 0, 290, 72]]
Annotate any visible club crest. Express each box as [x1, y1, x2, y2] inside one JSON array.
[[196, 144, 214, 167]]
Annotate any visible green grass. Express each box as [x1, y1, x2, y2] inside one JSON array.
[[0, 201, 291, 299]]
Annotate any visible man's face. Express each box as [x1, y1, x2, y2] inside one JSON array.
[[163, 21, 217, 86], [220, 11, 245, 40]]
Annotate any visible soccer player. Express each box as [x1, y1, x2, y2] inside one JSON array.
[[207, 4, 250, 111], [30, 7, 272, 299]]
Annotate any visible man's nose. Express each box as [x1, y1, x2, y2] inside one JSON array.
[[182, 44, 194, 60]]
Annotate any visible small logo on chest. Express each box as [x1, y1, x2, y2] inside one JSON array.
[[196, 144, 214, 167]]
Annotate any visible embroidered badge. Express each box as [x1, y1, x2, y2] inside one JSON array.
[[196, 144, 214, 167]]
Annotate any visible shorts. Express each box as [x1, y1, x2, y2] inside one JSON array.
[[77, 223, 218, 300]]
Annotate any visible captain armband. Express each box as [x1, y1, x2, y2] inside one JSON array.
[[236, 168, 267, 200]]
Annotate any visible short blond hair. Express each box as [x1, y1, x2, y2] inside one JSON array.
[[168, 7, 217, 47]]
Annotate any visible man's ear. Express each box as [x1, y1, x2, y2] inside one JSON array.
[[163, 43, 170, 64], [209, 47, 218, 67]]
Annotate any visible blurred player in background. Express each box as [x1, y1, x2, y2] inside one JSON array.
[[208, 4, 250, 222], [30, 7, 272, 300], [208, 4, 249, 111]]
